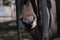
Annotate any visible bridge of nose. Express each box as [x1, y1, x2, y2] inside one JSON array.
[[20, 1, 36, 18]]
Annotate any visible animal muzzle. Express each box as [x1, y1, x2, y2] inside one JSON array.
[[21, 16, 37, 30]]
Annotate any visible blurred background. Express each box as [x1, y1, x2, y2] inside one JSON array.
[[0, 0, 32, 40]]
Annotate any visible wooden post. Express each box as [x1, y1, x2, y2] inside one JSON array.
[[38, 0, 49, 40], [16, 0, 24, 40]]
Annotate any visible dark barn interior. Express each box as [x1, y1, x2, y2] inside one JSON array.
[[55, 0, 60, 38]]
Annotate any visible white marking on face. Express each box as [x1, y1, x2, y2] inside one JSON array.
[[22, 16, 34, 24], [31, 17, 37, 29]]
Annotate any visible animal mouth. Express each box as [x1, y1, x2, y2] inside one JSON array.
[[21, 16, 37, 30]]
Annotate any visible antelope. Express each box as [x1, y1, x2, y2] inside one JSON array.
[[19, 0, 57, 40]]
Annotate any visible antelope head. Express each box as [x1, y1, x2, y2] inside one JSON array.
[[20, 1, 37, 30]]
